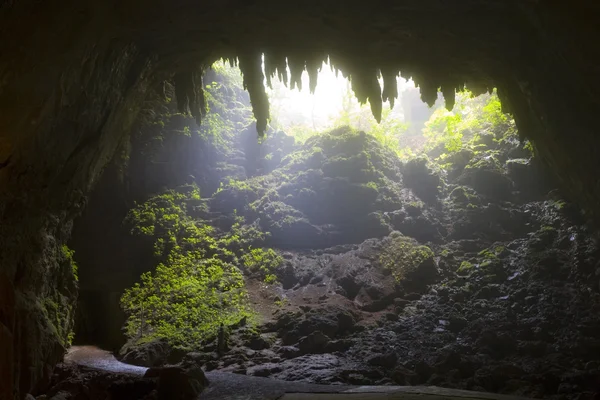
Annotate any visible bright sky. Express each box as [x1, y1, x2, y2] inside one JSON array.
[[266, 61, 415, 132]]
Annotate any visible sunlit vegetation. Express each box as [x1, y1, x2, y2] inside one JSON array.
[[119, 62, 527, 352], [121, 184, 281, 349], [200, 62, 254, 153], [241, 247, 283, 283]]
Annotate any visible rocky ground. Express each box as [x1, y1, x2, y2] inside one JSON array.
[[47, 126, 600, 400]]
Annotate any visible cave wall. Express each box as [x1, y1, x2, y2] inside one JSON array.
[[1, 1, 600, 398], [0, 3, 157, 394]]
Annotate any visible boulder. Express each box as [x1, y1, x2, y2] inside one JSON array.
[[144, 366, 208, 400], [298, 331, 331, 354], [120, 339, 172, 368]]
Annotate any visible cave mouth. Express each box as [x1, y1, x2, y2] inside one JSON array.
[[58, 60, 600, 400], [2, 2, 600, 399]]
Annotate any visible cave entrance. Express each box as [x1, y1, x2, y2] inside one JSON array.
[[67, 57, 536, 367]]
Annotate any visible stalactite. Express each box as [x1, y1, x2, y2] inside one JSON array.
[[349, 68, 382, 123], [264, 53, 288, 88], [441, 84, 456, 111], [381, 69, 399, 109], [465, 82, 490, 97], [288, 55, 305, 91], [238, 53, 270, 136], [174, 69, 207, 125], [306, 56, 323, 94], [496, 86, 512, 114], [417, 79, 439, 108], [369, 77, 383, 123], [229, 51, 503, 135]]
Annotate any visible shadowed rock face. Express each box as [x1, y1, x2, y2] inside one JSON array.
[[1, 1, 600, 398]]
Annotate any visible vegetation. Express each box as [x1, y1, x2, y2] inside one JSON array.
[[379, 234, 435, 282], [423, 90, 513, 154], [121, 254, 251, 348], [61, 245, 79, 282], [200, 62, 254, 153], [118, 75, 530, 353], [121, 184, 276, 349], [241, 247, 283, 283]]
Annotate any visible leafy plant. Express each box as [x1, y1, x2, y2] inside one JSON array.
[[61, 245, 79, 282], [122, 184, 273, 348], [423, 89, 514, 156], [121, 254, 252, 349], [241, 247, 283, 282]]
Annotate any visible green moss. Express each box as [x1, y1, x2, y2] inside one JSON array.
[[121, 254, 254, 349], [61, 245, 78, 282], [379, 235, 434, 282], [540, 225, 556, 232], [122, 185, 273, 349], [365, 181, 379, 191], [457, 261, 474, 275], [241, 247, 283, 283], [549, 199, 567, 210], [42, 290, 75, 348], [478, 245, 505, 260]]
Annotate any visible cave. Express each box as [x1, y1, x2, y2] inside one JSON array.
[[1, 1, 600, 399]]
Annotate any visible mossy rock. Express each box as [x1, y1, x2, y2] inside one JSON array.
[[458, 153, 513, 200], [321, 152, 377, 182], [443, 149, 474, 179], [211, 179, 263, 214], [378, 234, 437, 287], [473, 132, 497, 149], [449, 186, 480, 206], [288, 177, 380, 225], [457, 260, 475, 276]]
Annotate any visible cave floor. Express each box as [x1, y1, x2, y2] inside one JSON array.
[[204, 371, 532, 400], [65, 346, 531, 400]]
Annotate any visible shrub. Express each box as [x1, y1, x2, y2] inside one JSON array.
[[121, 184, 272, 348], [241, 247, 283, 282], [121, 254, 252, 349]]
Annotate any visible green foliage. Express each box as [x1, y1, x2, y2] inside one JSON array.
[[122, 184, 273, 349], [365, 181, 379, 191], [379, 235, 434, 282], [457, 261, 474, 275], [423, 90, 515, 156], [61, 245, 78, 282], [121, 254, 252, 349], [330, 97, 408, 157], [549, 199, 567, 210], [241, 247, 283, 283], [125, 185, 203, 258], [478, 245, 504, 260], [42, 293, 76, 348], [200, 61, 253, 154]]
